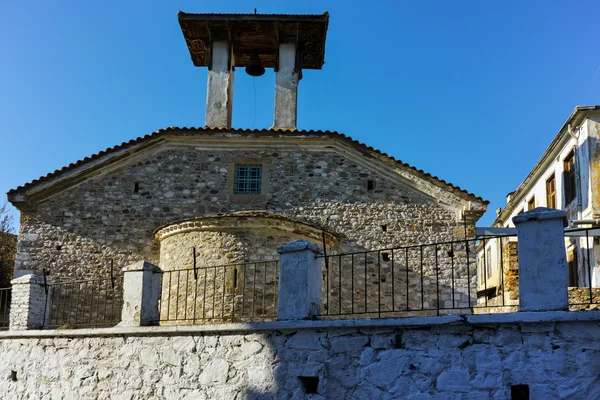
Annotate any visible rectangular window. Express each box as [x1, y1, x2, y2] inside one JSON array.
[[486, 248, 492, 279], [546, 174, 557, 209], [563, 151, 576, 206], [527, 196, 535, 211], [567, 249, 578, 287], [233, 165, 262, 195]]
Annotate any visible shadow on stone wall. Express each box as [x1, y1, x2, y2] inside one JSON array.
[[320, 242, 477, 318]]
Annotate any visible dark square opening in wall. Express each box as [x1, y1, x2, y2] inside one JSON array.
[[298, 376, 319, 394], [511, 384, 529, 400], [382, 252, 390, 262], [134, 182, 140, 193], [367, 180, 376, 191], [393, 333, 403, 348]]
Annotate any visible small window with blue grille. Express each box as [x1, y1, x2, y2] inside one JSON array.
[[233, 165, 262, 194]]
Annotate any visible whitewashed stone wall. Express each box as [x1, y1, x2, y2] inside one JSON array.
[[8, 274, 49, 331], [0, 317, 599, 399]]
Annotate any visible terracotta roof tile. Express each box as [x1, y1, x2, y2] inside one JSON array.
[[7, 127, 488, 204]]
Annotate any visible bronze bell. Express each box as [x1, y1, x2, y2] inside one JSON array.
[[245, 52, 265, 77]]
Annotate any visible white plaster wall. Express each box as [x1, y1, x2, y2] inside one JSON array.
[[1, 317, 599, 399], [476, 237, 500, 292], [489, 118, 599, 287]]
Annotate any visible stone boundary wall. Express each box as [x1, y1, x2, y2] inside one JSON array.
[[0, 312, 599, 399]]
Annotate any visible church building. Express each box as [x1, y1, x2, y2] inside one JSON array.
[[6, 12, 487, 307]]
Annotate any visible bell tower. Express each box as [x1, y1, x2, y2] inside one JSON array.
[[178, 11, 330, 130]]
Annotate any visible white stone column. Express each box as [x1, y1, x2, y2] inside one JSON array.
[[273, 43, 299, 130], [9, 273, 51, 330], [206, 40, 234, 128], [277, 240, 323, 320], [120, 261, 162, 326], [513, 207, 568, 311]]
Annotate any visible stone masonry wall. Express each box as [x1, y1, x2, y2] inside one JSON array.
[[14, 148, 475, 321], [502, 241, 519, 301], [16, 148, 467, 281], [159, 229, 293, 270], [8, 275, 48, 331], [0, 318, 599, 399], [568, 288, 600, 311], [158, 230, 287, 324]]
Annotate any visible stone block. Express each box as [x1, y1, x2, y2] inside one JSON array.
[[199, 358, 229, 385], [513, 208, 568, 311], [286, 330, 325, 350], [277, 241, 323, 320], [490, 327, 523, 347], [370, 333, 395, 350], [330, 334, 369, 354], [9, 273, 51, 330], [435, 369, 470, 392], [363, 349, 411, 390], [120, 261, 162, 327]]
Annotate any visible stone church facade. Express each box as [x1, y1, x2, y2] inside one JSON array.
[[8, 128, 486, 282]]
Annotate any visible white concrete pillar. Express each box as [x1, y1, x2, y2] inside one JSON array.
[[206, 40, 234, 128], [273, 43, 299, 130], [9, 273, 51, 330], [120, 261, 162, 326], [513, 207, 568, 311], [277, 240, 322, 320]]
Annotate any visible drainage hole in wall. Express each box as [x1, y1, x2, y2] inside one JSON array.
[[511, 384, 529, 400], [55, 245, 62, 251], [10, 371, 17, 381], [394, 333, 403, 349], [298, 376, 319, 394]]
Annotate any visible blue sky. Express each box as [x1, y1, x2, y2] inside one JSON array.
[[1, 0, 599, 230]]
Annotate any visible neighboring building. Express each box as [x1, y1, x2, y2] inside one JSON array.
[[6, 13, 487, 318], [478, 105, 600, 306]]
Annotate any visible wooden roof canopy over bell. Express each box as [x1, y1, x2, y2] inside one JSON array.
[[178, 11, 330, 70]]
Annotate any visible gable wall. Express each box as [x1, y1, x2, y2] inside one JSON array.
[[14, 146, 467, 281]]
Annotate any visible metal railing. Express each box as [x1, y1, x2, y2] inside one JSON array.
[[44, 273, 124, 329], [159, 260, 279, 324], [475, 235, 520, 313], [0, 287, 11, 330], [317, 235, 518, 319]]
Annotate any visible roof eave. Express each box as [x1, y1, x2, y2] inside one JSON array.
[[177, 11, 330, 22]]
